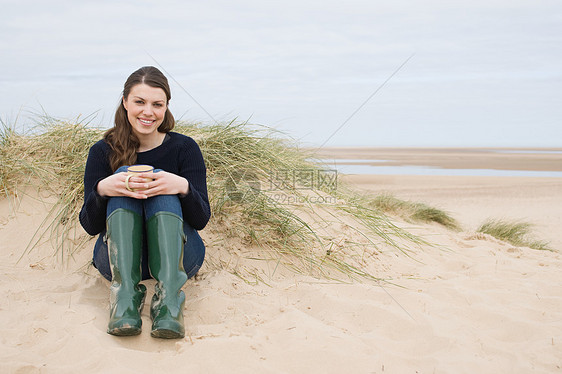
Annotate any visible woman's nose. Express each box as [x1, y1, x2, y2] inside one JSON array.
[[142, 105, 154, 116]]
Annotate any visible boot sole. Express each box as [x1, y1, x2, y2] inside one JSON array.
[[151, 328, 184, 339], [108, 324, 142, 336]]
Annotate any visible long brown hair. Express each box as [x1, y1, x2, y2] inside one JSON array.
[[104, 66, 175, 171]]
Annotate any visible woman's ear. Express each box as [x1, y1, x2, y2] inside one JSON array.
[[122, 96, 128, 111]]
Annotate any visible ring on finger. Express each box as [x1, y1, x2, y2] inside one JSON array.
[[125, 174, 133, 192]]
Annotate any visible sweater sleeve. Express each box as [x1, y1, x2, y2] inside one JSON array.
[[79, 141, 112, 236], [177, 137, 211, 230]]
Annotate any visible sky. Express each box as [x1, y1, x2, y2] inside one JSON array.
[[1, 0, 561, 147]]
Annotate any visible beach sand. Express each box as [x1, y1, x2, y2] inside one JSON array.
[[1, 150, 561, 373]]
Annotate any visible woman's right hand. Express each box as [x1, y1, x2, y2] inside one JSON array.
[[96, 172, 149, 199]]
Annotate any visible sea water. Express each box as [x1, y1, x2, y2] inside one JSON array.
[[321, 158, 562, 177]]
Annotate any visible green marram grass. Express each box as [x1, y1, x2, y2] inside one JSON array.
[[477, 219, 551, 251], [1, 115, 103, 260], [0, 116, 446, 281], [368, 193, 460, 230]]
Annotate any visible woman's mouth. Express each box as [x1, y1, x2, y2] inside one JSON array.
[[138, 118, 155, 126]]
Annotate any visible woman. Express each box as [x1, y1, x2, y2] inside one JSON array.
[[79, 66, 210, 339]]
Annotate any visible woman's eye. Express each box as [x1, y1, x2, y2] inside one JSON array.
[[135, 100, 144, 105], [154, 103, 163, 107]]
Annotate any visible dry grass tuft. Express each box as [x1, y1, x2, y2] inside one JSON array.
[[477, 219, 551, 251], [368, 193, 460, 230]]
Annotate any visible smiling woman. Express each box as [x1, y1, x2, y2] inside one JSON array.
[[78, 66, 211, 339], [104, 66, 177, 170], [122, 84, 168, 152]]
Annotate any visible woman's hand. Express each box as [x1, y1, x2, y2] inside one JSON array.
[[97, 171, 189, 199], [138, 171, 190, 198], [96, 172, 150, 199]]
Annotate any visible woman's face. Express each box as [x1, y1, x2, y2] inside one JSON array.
[[122, 83, 168, 139]]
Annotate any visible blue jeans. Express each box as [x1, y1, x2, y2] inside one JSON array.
[[92, 166, 205, 281]]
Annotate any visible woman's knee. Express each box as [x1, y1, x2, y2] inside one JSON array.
[[144, 194, 182, 219], [107, 196, 143, 216]]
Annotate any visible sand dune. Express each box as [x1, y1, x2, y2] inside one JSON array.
[[1, 169, 561, 372]]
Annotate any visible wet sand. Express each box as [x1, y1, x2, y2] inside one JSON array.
[[314, 147, 562, 171]]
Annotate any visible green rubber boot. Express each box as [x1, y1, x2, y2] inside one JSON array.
[[106, 208, 147, 336], [147, 211, 188, 339]]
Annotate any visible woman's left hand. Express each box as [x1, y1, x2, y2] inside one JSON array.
[[136, 171, 190, 198]]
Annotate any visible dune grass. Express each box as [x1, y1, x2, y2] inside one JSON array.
[[477, 219, 551, 251], [1, 116, 432, 281], [176, 120, 426, 279], [1, 115, 103, 260], [368, 193, 460, 230]]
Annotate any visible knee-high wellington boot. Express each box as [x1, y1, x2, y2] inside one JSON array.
[[147, 211, 188, 339], [106, 208, 147, 336]]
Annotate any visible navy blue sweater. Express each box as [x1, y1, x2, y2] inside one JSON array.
[[79, 132, 211, 235]]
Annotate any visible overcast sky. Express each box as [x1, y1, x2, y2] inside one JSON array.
[[1, 0, 561, 146]]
